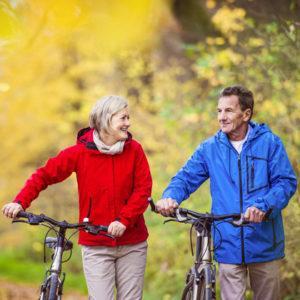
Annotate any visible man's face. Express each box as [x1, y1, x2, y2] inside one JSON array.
[[217, 95, 251, 139]]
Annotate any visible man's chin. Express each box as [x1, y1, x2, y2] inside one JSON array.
[[220, 128, 229, 133]]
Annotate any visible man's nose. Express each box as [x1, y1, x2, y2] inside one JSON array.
[[218, 111, 226, 120]]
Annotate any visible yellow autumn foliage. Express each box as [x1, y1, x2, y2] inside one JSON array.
[[0, 1, 299, 299], [212, 6, 246, 35]]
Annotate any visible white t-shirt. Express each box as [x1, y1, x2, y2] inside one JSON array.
[[230, 125, 252, 154]]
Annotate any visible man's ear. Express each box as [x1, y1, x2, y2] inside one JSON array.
[[243, 108, 251, 121]]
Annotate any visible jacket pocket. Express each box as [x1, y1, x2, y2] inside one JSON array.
[[246, 155, 269, 193]]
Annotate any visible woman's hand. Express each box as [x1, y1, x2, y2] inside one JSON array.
[[108, 221, 127, 237], [2, 203, 23, 218]]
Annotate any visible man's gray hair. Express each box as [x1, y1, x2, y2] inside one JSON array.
[[89, 95, 128, 133]]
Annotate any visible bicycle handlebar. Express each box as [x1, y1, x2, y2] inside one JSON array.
[[15, 211, 108, 233], [148, 198, 271, 226]]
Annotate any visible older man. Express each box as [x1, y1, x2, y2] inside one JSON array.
[[156, 85, 297, 300]]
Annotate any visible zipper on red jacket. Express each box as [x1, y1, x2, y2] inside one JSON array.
[[238, 155, 246, 265], [112, 156, 115, 212]]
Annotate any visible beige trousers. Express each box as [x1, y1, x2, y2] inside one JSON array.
[[82, 241, 147, 300], [219, 260, 281, 300]]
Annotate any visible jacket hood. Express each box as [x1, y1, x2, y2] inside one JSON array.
[[76, 127, 132, 150]]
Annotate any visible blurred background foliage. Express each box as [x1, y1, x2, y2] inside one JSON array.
[[0, 0, 299, 299]]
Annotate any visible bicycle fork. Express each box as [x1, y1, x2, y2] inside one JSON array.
[[40, 227, 66, 300], [192, 229, 216, 300]]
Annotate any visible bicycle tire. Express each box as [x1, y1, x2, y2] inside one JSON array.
[[181, 276, 205, 300]]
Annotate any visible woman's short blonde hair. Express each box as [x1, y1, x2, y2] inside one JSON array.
[[89, 95, 128, 133]]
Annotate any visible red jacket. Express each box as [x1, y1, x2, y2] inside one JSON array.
[[14, 128, 152, 246]]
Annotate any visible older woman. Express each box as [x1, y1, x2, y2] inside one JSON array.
[[2, 95, 152, 300]]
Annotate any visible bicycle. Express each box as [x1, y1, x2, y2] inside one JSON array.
[[149, 198, 271, 300], [13, 211, 111, 300]]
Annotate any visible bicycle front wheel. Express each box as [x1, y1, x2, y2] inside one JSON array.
[[181, 276, 205, 300]]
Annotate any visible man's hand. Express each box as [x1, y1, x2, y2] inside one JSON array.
[[244, 206, 265, 223], [155, 198, 178, 216], [2, 203, 23, 219], [108, 221, 126, 237]]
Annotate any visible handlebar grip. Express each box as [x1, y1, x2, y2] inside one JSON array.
[[16, 211, 30, 218], [84, 224, 109, 235], [148, 197, 157, 212], [263, 208, 272, 221], [99, 225, 108, 232]]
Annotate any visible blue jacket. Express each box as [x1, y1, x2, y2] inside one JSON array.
[[162, 122, 297, 264]]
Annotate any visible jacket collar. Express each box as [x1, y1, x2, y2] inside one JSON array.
[[77, 127, 132, 150], [216, 121, 270, 147]]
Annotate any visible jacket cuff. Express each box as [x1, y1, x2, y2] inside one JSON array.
[[116, 217, 130, 228], [13, 199, 26, 210], [253, 198, 268, 212], [253, 197, 276, 218], [161, 192, 181, 205]]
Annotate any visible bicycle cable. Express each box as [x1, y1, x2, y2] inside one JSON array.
[[189, 223, 194, 256], [211, 221, 223, 251], [42, 225, 57, 263], [190, 218, 211, 261], [41, 222, 77, 267], [211, 219, 253, 251]]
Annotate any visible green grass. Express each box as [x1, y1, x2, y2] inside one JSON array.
[[0, 250, 87, 294]]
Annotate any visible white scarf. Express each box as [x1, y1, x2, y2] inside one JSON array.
[[93, 130, 125, 155]]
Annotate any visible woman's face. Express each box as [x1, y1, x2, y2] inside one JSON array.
[[109, 107, 130, 142]]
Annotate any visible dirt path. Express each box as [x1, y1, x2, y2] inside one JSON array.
[[0, 280, 86, 300]]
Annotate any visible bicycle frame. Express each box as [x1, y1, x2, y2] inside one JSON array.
[[40, 227, 67, 300], [14, 211, 109, 300], [148, 198, 255, 300], [189, 221, 216, 300]]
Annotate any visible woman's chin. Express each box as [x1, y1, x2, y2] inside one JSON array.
[[117, 133, 128, 141]]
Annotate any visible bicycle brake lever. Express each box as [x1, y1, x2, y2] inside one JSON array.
[[163, 219, 177, 224], [176, 209, 188, 222], [232, 208, 273, 227], [231, 214, 250, 227], [103, 233, 115, 239], [12, 219, 28, 224], [93, 232, 115, 239]]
